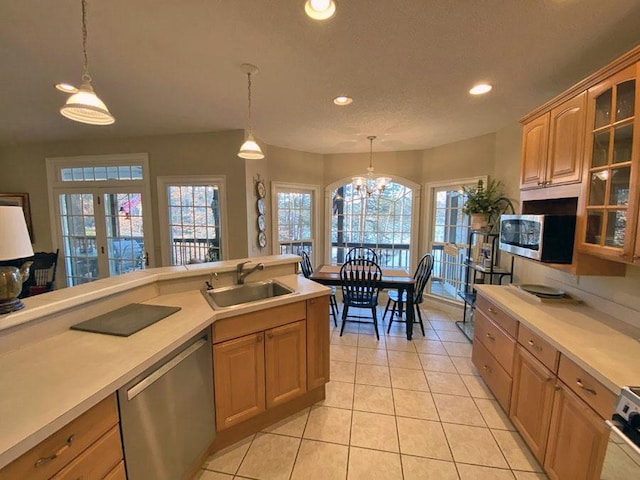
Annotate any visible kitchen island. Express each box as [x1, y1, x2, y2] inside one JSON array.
[[0, 255, 330, 476]]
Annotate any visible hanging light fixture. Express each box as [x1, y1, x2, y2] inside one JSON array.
[[305, 0, 336, 20], [238, 64, 264, 160], [352, 136, 392, 197], [59, 0, 114, 125]]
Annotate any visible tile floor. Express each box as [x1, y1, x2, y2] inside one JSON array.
[[197, 306, 550, 480]]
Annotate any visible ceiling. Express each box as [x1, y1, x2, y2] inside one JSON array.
[[2, 0, 640, 154]]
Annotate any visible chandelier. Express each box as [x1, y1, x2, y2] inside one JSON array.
[[352, 136, 391, 197], [58, 0, 115, 125]]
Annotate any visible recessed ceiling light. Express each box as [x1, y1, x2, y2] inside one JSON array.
[[305, 0, 336, 20], [469, 83, 493, 95], [55, 83, 79, 93], [333, 96, 353, 106]]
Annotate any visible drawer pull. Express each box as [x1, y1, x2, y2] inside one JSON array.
[[487, 307, 498, 315], [485, 333, 495, 340], [527, 340, 542, 352], [482, 365, 492, 374], [34, 435, 75, 467], [576, 378, 597, 395]]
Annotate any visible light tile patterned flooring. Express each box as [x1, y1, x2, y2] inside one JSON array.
[[197, 306, 550, 480]]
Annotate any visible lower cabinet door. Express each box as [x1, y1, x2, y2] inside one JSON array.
[[265, 320, 307, 408], [510, 346, 556, 463], [213, 332, 266, 430], [306, 296, 330, 390], [544, 381, 609, 480]]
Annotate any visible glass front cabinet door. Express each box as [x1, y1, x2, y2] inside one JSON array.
[[579, 63, 640, 263]]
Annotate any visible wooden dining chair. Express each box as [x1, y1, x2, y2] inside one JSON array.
[[299, 251, 339, 326], [339, 258, 382, 339], [345, 246, 378, 263], [383, 253, 434, 336]]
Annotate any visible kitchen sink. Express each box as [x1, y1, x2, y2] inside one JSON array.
[[203, 280, 296, 309]]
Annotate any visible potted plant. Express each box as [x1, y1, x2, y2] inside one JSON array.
[[462, 179, 511, 231]]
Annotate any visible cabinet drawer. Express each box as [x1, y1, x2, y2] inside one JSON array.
[[472, 339, 512, 413], [0, 395, 119, 480], [474, 310, 516, 375], [104, 461, 126, 480], [518, 324, 559, 373], [557, 355, 616, 419], [213, 301, 306, 343], [51, 426, 123, 480], [475, 295, 518, 338]]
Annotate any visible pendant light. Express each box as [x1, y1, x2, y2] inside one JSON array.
[[59, 0, 115, 125], [352, 136, 392, 197], [305, 0, 336, 20], [238, 64, 264, 160]]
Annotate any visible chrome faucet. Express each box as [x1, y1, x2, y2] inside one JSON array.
[[236, 260, 265, 284]]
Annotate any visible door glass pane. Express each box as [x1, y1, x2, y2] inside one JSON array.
[[615, 80, 635, 121], [585, 211, 604, 245], [594, 89, 612, 129], [104, 193, 145, 275], [609, 167, 630, 206], [613, 124, 633, 164], [588, 171, 607, 206], [605, 210, 626, 247], [591, 131, 610, 167], [59, 193, 98, 286]]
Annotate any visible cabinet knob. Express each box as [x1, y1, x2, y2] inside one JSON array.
[[268, 333, 274, 339], [537, 181, 544, 186], [257, 335, 263, 343], [575, 378, 596, 395], [482, 365, 492, 374]]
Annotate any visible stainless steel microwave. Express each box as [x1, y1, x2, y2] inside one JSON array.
[[499, 214, 576, 263]]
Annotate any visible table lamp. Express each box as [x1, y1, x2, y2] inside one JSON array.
[[0, 206, 35, 314]]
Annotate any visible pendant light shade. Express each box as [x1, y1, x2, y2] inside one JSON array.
[[59, 0, 115, 126], [238, 64, 264, 160], [305, 0, 336, 20], [60, 81, 114, 125], [238, 133, 264, 160]]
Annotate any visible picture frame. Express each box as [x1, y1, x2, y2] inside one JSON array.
[[0, 193, 33, 242]]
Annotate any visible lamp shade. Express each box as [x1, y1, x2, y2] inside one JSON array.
[[238, 134, 265, 160], [0, 206, 34, 260], [60, 82, 115, 126]]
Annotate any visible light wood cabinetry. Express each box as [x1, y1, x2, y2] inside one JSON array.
[[578, 63, 640, 264], [521, 93, 586, 191], [510, 346, 556, 463], [0, 395, 122, 480], [544, 381, 609, 480], [212, 297, 329, 435]]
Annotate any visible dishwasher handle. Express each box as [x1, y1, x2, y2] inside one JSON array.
[[126, 338, 208, 401]]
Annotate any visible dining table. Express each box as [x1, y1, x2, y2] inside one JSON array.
[[309, 265, 417, 340]]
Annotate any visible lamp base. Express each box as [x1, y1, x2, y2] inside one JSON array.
[[0, 297, 25, 315]]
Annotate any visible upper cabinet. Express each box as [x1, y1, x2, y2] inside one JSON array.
[[521, 93, 586, 191], [577, 63, 640, 263]]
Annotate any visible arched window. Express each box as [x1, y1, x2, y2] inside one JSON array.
[[329, 180, 415, 269]]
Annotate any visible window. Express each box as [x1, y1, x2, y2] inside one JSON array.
[[272, 183, 318, 263], [157, 176, 227, 265], [329, 180, 416, 269], [46, 154, 153, 287], [425, 177, 485, 301]]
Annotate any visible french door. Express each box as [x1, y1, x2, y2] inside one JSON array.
[[56, 188, 148, 286]]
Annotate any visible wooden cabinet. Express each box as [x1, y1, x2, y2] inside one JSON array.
[[0, 395, 122, 480], [544, 381, 609, 480], [472, 293, 518, 412], [510, 346, 556, 463], [213, 332, 267, 430], [212, 297, 330, 434], [521, 93, 586, 191], [578, 63, 640, 264]]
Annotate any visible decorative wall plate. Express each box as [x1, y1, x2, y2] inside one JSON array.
[[257, 198, 265, 215], [258, 231, 267, 248], [257, 214, 266, 232], [256, 180, 266, 199]]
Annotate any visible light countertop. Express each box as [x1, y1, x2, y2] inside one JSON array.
[[0, 271, 329, 469], [475, 285, 640, 394]]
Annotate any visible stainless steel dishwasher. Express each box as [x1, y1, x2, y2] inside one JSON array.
[[118, 331, 215, 480]]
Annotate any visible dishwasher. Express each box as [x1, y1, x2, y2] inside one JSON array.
[[118, 331, 215, 480]]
